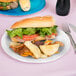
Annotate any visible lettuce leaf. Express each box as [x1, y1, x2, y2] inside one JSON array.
[[6, 25, 58, 38], [6, 30, 12, 37], [23, 28, 36, 35], [36, 25, 58, 37], [7, 28, 23, 38], [51, 25, 58, 33]]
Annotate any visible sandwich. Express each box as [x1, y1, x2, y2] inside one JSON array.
[[0, 0, 18, 10], [6, 16, 64, 59], [7, 16, 57, 42]]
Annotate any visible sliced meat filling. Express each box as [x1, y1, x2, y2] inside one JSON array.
[[33, 41, 44, 46], [11, 34, 56, 43]]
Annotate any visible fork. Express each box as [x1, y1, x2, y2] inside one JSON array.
[[62, 23, 76, 53]]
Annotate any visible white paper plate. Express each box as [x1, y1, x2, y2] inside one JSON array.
[[1, 29, 70, 63]]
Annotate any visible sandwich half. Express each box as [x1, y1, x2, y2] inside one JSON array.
[[7, 16, 59, 59], [0, 0, 18, 10], [7, 16, 57, 42]]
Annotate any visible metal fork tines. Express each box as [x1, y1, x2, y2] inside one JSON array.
[[62, 23, 70, 33], [62, 23, 76, 53]]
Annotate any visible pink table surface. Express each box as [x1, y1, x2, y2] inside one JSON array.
[[0, 0, 76, 76]]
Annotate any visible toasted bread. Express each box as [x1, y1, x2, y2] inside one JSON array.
[[0, 0, 17, 2], [24, 41, 41, 59], [11, 16, 55, 29], [40, 44, 60, 56], [19, 0, 30, 11]]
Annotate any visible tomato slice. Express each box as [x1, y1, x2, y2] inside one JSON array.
[[22, 34, 39, 41], [52, 33, 57, 36], [46, 33, 57, 38], [18, 33, 57, 41]]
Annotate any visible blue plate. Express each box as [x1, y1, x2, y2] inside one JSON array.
[[0, 0, 46, 16]]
